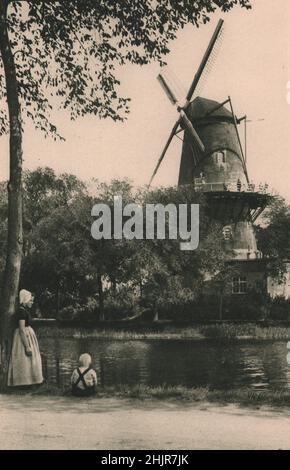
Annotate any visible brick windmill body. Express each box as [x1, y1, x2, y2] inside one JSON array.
[[150, 20, 272, 297]]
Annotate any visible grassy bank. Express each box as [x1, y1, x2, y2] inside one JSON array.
[[4, 383, 290, 408], [34, 322, 290, 341]]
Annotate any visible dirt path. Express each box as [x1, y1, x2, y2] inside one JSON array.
[[0, 395, 290, 450]]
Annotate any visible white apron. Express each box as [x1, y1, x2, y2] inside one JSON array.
[[8, 326, 43, 386]]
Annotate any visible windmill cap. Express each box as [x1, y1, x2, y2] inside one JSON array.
[[187, 96, 234, 122]]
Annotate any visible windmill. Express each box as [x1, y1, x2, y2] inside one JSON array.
[[149, 18, 272, 266], [149, 19, 224, 186]]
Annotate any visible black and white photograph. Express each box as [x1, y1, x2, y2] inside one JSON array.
[[0, 0, 290, 453]]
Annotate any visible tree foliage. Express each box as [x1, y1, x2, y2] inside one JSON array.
[[0, 0, 251, 137], [256, 197, 290, 260], [256, 196, 290, 278], [0, 169, 230, 318]]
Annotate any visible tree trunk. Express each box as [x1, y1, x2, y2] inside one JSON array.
[[56, 281, 61, 316], [0, 1, 23, 386], [97, 272, 104, 321], [153, 307, 159, 322], [219, 292, 223, 321], [111, 276, 116, 293]]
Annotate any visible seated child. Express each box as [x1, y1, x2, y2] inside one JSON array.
[[71, 353, 97, 397]]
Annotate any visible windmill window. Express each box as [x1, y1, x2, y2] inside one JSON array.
[[232, 276, 247, 294], [222, 226, 232, 240], [213, 151, 226, 165]]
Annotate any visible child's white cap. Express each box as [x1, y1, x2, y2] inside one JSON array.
[[79, 353, 92, 367]]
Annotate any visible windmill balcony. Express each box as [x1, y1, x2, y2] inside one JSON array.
[[194, 178, 271, 195]]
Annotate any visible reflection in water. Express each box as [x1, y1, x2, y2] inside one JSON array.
[[39, 337, 290, 391]]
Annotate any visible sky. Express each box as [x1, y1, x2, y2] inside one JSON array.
[[0, 0, 290, 199]]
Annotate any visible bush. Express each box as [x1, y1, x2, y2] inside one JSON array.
[[223, 291, 269, 321], [58, 297, 98, 322], [268, 296, 290, 321], [103, 287, 140, 320]]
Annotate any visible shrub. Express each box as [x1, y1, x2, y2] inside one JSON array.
[[58, 297, 98, 322], [268, 296, 290, 321], [103, 287, 140, 320]]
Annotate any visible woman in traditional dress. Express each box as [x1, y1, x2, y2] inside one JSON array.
[[7, 289, 43, 387]]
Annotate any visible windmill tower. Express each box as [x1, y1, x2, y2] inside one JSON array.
[[150, 20, 271, 295]]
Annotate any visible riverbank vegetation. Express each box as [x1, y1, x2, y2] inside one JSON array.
[[34, 322, 290, 341], [4, 383, 290, 409]]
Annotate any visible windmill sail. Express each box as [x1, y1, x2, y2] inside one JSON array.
[[149, 120, 180, 186], [185, 19, 224, 103], [157, 74, 179, 105]]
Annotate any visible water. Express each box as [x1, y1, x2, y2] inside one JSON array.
[[39, 337, 290, 391]]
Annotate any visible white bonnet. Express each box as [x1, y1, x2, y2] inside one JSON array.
[[19, 289, 33, 305]]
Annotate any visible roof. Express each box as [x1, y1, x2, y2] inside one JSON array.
[[187, 96, 234, 122]]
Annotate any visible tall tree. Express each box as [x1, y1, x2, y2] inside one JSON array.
[[0, 182, 7, 284], [256, 196, 290, 279], [0, 0, 251, 377]]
